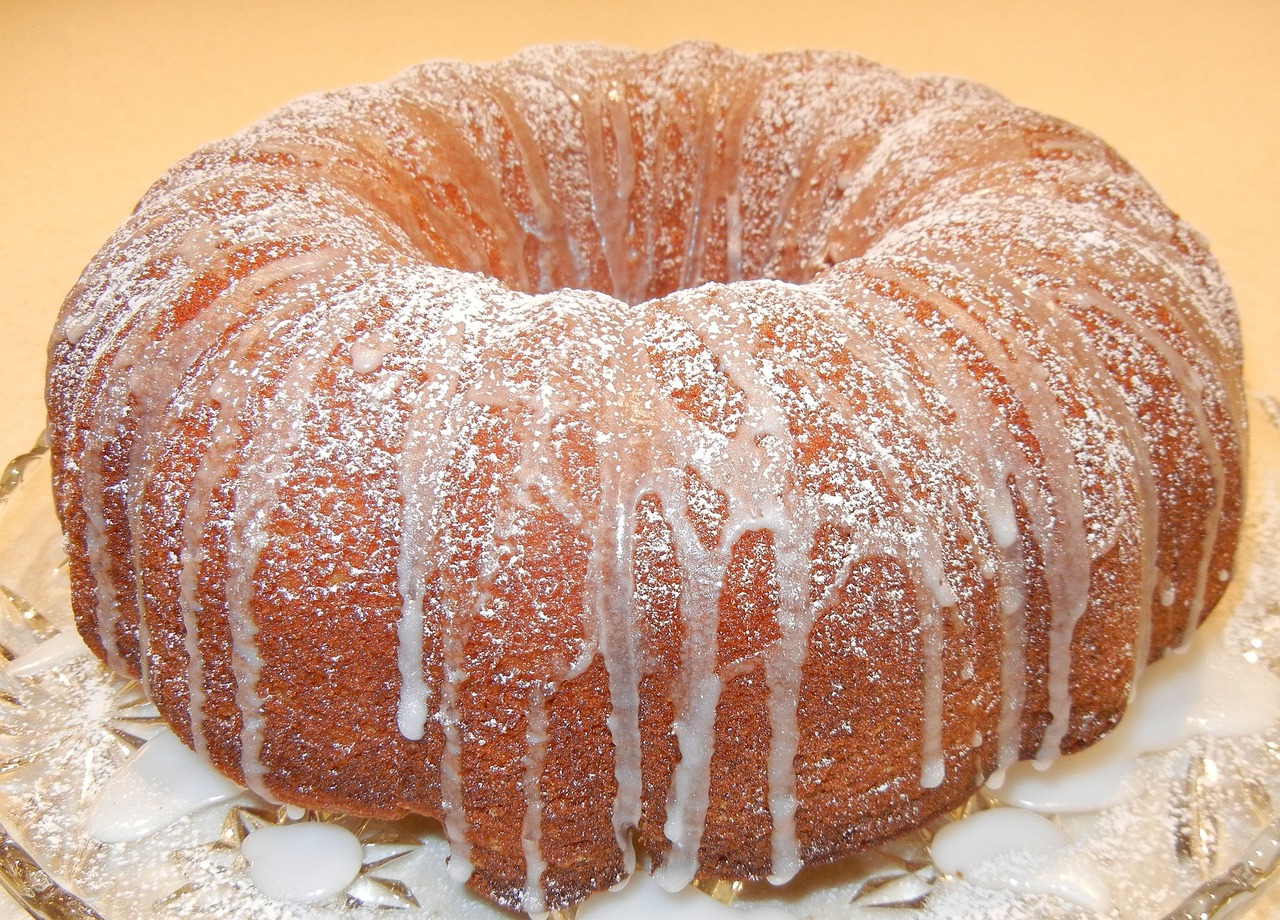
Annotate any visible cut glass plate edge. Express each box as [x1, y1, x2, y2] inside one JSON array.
[[0, 398, 1276, 920]]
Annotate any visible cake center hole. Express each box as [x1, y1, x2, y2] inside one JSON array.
[[404, 130, 863, 304]]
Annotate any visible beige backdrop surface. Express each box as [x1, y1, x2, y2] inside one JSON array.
[[1, 3, 1278, 914]]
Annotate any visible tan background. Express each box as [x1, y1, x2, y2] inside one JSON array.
[[0, 1, 1278, 915]]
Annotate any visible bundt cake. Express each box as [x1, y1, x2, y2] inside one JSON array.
[[45, 42, 1245, 913]]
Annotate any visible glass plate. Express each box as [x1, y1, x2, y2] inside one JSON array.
[[0, 396, 1278, 920]]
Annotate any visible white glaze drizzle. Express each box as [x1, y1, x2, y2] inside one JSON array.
[[395, 285, 502, 880], [520, 683, 550, 915]]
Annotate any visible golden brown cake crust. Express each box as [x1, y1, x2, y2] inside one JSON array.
[[46, 42, 1245, 912]]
